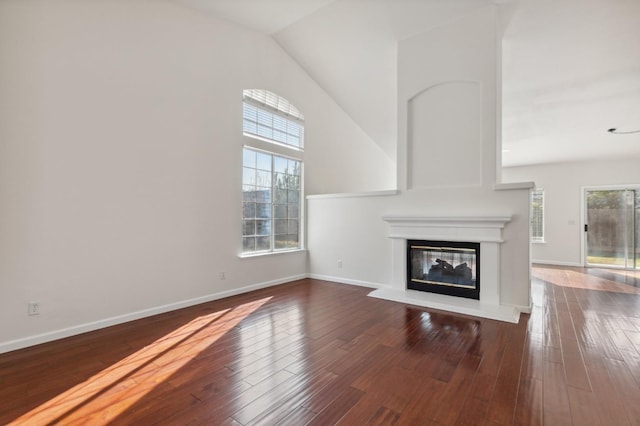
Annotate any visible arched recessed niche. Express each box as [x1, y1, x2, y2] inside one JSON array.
[[407, 81, 482, 189]]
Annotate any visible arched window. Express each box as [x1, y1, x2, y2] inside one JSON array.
[[241, 90, 304, 254]]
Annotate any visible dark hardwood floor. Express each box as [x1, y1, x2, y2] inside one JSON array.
[[1, 265, 640, 425]]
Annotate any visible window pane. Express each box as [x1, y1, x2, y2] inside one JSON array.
[[274, 156, 288, 173], [275, 189, 287, 204], [286, 134, 300, 147], [243, 119, 257, 135], [288, 219, 298, 234], [273, 115, 287, 132], [288, 204, 299, 218], [256, 220, 271, 236], [243, 103, 258, 121], [275, 234, 299, 250], [273, 131, 286, 144], [243, 202, 256, 218], [257, 124, 272, 139], [287, 175, 300, 190], [243, 149, 256, 168], [275, 235, 288, 250], [288, 159, 300, 176], [257, 109, 272, 126], [255, 188, 271, 202], [256, 203, 271, 219], [275, 219, 287, 235], [242, 101, 304, 150], [256, 170, 271, 187], [243, 220, 255, 236], [288, 190, 299, 204], [274, 204, 287, 219], [243, 167, 256, 186], [256, 152, 272, 171], [274, 173, 286, 189], [288, 122, 300, 137], [243, 237, 255, 252], [242, 186, 257, 202], [256, 236, 270, 251]]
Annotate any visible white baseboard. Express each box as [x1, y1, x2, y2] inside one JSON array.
[[514, 303, 532, 314], [307, 274, 380, 289], [532, 260, 583, 267], [0, 274, 306, 355]]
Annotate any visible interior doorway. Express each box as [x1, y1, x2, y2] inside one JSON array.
[[584, 187, 640, 269]]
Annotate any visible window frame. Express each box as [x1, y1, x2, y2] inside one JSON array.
[[241, 90, 304, 256]]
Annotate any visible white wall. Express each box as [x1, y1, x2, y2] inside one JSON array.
[[0, 0, 393, 352], [308, 6, 532, 310], [503, 158, 640, 266], [308, 188, 531, 307]]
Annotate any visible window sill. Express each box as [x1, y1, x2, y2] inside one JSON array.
[[532, 240, 546, 244], [239, 248, 307, 259], [306, 189, 399, 200], [493, 181, 535, 191]]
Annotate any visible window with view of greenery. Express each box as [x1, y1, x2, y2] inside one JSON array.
[[241, 90, 303, 254], [531, 189, 544, 242]]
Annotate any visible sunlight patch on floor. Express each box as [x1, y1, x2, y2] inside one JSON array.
[[532, 267, 640, 295], [10, 296, 272, 425]]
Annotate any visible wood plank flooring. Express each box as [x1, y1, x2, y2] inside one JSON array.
[[1, 265, 639, 425]]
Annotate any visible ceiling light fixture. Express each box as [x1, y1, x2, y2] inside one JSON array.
[[607, 128, 640, 135]]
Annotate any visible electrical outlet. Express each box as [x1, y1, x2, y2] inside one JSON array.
[[28, 302, 40, 316], [337, 259, 343, 268], [219, 272, 226, 280]]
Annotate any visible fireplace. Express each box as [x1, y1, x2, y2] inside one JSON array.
[[369, 215, 521, 323], [407, 240, 480, 300]]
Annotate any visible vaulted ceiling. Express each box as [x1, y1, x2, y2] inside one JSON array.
[[175, 0, 640, 168]]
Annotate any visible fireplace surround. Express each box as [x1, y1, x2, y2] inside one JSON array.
[[369, 216, 520, 323]]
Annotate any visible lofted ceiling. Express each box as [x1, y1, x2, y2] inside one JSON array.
[[175, 0, 640, 168]]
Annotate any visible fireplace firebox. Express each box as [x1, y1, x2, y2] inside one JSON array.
[[407, 240, 480, 300]]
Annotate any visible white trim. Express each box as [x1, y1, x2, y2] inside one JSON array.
[[243, 135, 304, 157], [493, 181, 535, 191], [239, 248, 307, 259], [0, 274, 306, 355], [307, 274, 381, 289], [382, 215, 511, 243], [243, 139, 303, 161], [581, 187, 586, 267], [532, 260, 583, 267], [383, 215, 511, 227], [306, 190, 399, 200], [381, 215, 517, 321], [514, 303, 532, 314]]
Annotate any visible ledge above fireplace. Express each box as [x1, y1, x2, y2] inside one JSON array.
[[381, 215, 512, 243], [369, 215, 520, 323]]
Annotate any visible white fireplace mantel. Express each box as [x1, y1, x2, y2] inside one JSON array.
[[369, 215, 520, 323], [381, 215, 512, 243]]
